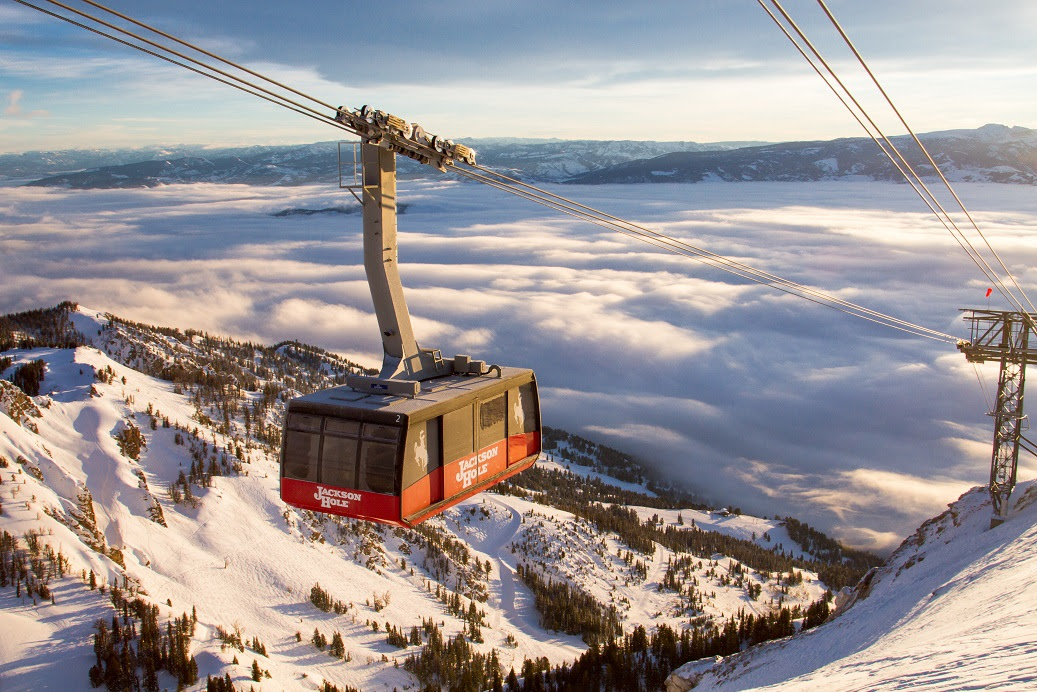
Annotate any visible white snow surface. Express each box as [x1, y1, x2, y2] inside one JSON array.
[[538, 449, 656, 497], [672, 481, 1037, 690], [0, 315, 830, 690], [0, 337, 575, 690]]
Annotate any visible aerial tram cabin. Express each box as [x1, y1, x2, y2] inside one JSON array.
[[281, 366, 540, 526], [280, 128, 541, 526]]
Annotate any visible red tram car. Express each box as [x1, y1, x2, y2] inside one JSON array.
[[280, 368, 540, 527]]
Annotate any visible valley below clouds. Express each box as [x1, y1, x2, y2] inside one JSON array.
[[4, 178, 1036, 553]]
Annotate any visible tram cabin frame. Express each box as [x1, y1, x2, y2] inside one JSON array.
[[280, 367, 540, 527]]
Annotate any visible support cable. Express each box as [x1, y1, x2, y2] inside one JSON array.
[[460, 164, 958, 341], [28, 0, 356, 137], [14, 0, 358, 138], [452, 164, 957, 343], [765, 0, 1014, 306], [814, 0, 1037, 315], [75, 0, 341, 113], [755, 0, 1009, 309], [761, 0, 1032, 316], [763, 0, 1024, 313]]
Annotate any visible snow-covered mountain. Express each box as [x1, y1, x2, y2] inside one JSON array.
[[0, 145, 289, 183], [16, 143, 340, 189], [666, 482, 1037, 690], [568, 124, 1037, 186], [0, 303, 881, 690], [8, 125, 1036, 188], [455, 138, 764, 182], [9, 303, 1037, 690], [3, 139, 759, 188]]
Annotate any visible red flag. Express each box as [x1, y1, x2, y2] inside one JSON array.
[[986, 288, 993, 298]]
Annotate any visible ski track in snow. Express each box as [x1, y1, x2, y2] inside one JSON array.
[[636, 541, 668, 616], [463, 496, 583, 656]]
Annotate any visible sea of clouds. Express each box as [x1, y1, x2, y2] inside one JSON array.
[[3, 177, 1036, 552]]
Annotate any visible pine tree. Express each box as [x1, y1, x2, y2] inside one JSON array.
[[330, 632, 345, 659], [11, 360, 46, 396]]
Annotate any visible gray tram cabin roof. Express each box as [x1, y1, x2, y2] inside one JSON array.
[[288, 366, 537, 425]]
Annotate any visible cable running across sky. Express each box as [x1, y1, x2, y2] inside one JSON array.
[[16, 0, 958, 344], [759, 0, 1035, 317], [450, 164, 956, 342]]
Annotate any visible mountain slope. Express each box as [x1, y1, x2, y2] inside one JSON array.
[[667, 481, 1037, 690], [1, 336, 574, 690], [0, 304, 870, 690]]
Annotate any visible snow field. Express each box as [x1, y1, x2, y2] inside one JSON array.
[[676, 482, 1037, 690], [2, 333, 822, 689]]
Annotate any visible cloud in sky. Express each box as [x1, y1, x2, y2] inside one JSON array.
[[3, 89, 48, 119], [2, 1, 1037, 150], [4, 178, 1035, 553]]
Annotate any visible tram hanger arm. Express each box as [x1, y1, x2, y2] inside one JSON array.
[[335, 105, 476, 171]]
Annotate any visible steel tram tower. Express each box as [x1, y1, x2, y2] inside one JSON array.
[[958, 309, 1037, 528]]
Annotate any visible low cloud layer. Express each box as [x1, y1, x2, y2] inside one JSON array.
[[4, 179, 1036, 553]]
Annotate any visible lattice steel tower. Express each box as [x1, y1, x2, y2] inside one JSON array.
[[958, 310, 1037, 527]]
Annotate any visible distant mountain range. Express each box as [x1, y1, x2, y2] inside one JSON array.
[[568, 124, 1037, 185], [0, 139, 759, 188], [3, 124, 1035, 188], [450, 138, 764, 182]]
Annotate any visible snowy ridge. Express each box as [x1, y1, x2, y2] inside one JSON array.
[[1, 304, 873, 690], [668, 482, 1037, 690], [0, 340, 568, 689]]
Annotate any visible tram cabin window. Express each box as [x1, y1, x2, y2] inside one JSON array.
[[321, 424, 358, 488], [442, 405, 474, 464], [479, 394, 507, 448], [284, 414, 321, 482], [510, 382, 538, 434], [282, 414, 401, 495], [359, 423, 399, 494], [403, 418, 442, 489]]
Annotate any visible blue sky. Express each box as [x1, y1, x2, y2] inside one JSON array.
[[2, 0, 1037, 152]]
